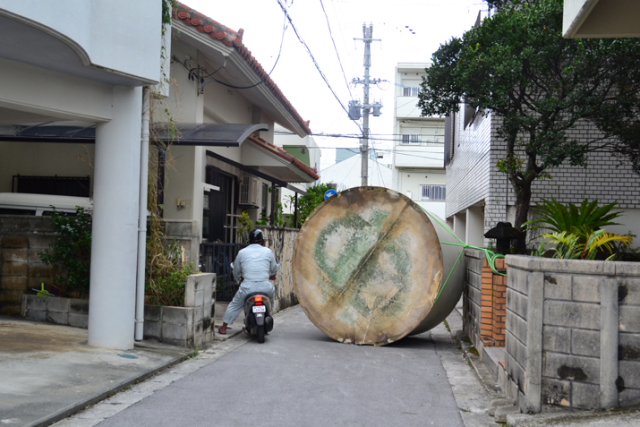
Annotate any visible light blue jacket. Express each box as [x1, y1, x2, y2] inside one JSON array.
[[233, 244, 279, 283]]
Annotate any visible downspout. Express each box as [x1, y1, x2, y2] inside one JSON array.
[[135, 86, 150, 341], [270, 182, 277, 226], [294, 193, 298, 228]]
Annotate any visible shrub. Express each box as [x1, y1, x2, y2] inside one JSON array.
[[145, 241, 196, 306], [39, 207, 92, 298]]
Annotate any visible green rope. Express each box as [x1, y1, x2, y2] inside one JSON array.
[[421, 209, 507, 303]]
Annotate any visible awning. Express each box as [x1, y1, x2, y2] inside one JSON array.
[[153, 123, 269, 146], [0, 122, 269, 146]]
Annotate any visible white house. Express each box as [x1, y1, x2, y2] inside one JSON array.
[[156, 3, 318, 247], [273, 124, 320, 219], [0, 1, 162, 349], [318, 153, 392, 191], [0, 1, 319, 349], [392, 63, 446, 218]]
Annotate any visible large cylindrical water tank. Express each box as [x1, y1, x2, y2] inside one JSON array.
[[292, 186, 464, 346]]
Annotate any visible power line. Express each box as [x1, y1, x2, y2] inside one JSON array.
[[319, 0, 353, 100], [275, 130, 445, 145], [276, 0, 361, 134]]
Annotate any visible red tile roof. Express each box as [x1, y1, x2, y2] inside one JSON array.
[[248, 134, 320, 181], [175, 2, 312, 136]]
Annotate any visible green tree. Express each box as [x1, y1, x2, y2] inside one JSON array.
[[295, 183, 336, 225], [418, 0, 640, 252]]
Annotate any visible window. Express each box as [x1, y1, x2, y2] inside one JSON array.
[[401, 134, 421, 144], [402, 86, 420, 97], [421, 185, 446, 201]]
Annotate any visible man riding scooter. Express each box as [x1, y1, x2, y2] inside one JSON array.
[[217, 229, 279, 335]]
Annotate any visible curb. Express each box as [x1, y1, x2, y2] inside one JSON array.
[[24, 345, 197, 427]]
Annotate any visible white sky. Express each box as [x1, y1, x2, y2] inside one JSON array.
[[183, 0, 486, 170]]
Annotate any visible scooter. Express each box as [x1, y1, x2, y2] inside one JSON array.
[[243, 292, 274, 343]]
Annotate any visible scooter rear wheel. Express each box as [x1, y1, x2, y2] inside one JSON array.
[[257, 324, 265, 343]]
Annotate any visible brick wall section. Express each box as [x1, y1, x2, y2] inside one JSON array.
[[464, 248, 507, 349], [0, 216, 56, 315], [491, 258, 507, 346], [503, 255, 640, 412]]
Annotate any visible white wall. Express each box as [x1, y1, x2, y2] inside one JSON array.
[[397, 169, 446, 218], [319, 154, 392, 191], [0, 0, 162, 81], [444, 111, 493, 219], [0, 59, 114, 122]]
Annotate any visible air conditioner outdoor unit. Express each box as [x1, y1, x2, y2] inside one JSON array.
[[239, 176, 259, 206]]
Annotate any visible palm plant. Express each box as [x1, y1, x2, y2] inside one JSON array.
[[543, 228, 633, 260], [525, 198, 623, 235], [526, 198, 633, 260]]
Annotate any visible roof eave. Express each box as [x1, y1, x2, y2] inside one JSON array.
[[171, 5, 312, 136]]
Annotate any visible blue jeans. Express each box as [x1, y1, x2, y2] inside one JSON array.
[[222, 281, 275, 325]]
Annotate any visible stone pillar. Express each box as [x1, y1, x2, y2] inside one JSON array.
[[523, 271, 543, 413], [600, 279, 619, 409], [88, 86, 143, 349], [466, 206, 484, 248]]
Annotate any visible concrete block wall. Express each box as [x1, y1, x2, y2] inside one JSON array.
[[1, 216, 56, 315], [503, 255, 640, 412], [464, 249, 507, 351], [22, 294, 88, 328], [143, 273, 216, 348], [22, 273, 216, 349], [463, 249, 484, 347]]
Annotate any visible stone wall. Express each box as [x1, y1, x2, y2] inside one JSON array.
[[0, 216, 56, 315], [504, 255, 640, 412], [263, 226, 299, 311], [464, 248, 507, 352]]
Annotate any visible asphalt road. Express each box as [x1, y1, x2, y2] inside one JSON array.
[[88, 307, 466, 427]]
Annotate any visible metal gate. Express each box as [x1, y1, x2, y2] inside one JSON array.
[[200, 242, 246, 301]]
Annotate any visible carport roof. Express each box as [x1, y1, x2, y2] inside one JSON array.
[[0, 122, 269, 147], [0, 121, 319, 184]]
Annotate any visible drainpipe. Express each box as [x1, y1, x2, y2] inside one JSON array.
[[294, 193, 298, 228], [135, 87, 150, 341], [270, 182, 277, 226]]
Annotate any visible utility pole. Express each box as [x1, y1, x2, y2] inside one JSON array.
[[349, 24, 382, 187]]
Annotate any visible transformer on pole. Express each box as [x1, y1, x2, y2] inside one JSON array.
[[350, 24, 382, 187]]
